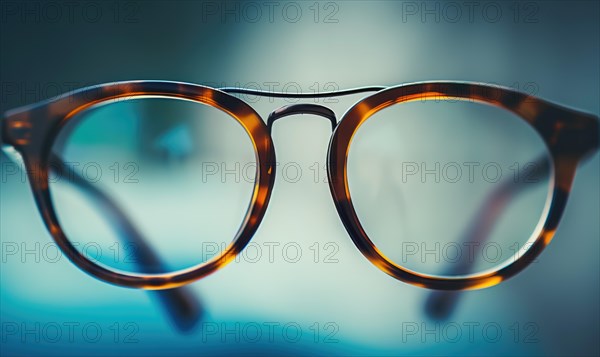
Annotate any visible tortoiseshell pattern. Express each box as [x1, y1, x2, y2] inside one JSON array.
[[1, 80, 598, 290]]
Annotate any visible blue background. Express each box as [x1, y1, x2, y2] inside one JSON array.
[[1, 1, 598, 356]]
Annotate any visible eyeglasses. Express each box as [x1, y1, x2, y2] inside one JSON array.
[[1, 80, 597, 297]]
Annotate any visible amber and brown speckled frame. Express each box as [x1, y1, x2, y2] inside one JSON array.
[[1, 80, 598, 292]]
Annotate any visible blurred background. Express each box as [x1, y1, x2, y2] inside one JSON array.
[[1, 1, 598, 356]]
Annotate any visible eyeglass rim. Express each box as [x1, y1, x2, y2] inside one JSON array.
[[2, 80, 597, 290], [3, 81, 276, 289], [328, 81, 597, 290]]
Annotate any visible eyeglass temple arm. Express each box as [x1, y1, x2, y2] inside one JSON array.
[[48, 153, 204, 331], [424, 155, 551, 320], [0, 135, 203, 331], [425, 108, 600, 319], [47, 153, 204, 331]]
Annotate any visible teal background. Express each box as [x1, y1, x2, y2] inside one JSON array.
[[1, 1, 598, 356]]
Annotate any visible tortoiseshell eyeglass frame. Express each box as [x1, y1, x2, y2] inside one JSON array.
[[1, 80, 598, 291]]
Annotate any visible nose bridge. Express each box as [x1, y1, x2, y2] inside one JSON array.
[[266, 104, 337, 133]]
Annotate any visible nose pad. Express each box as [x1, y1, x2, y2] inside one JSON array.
[[267, 104, 337, 133]]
